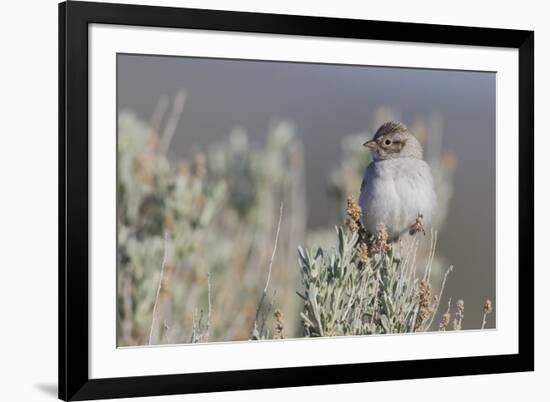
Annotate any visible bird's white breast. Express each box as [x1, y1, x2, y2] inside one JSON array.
[[359, 158, 437, 239]]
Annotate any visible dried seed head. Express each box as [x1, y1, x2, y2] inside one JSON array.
[[346, 196, 362, 222], [345, 218, 359, 233], [345, 196, 363, 232], [483, 299, 493, 315], [164, 210, 174, 228], [374, 223, 391, 254], [439, 312, 450, 330], [357, 242, 369, 264], [193, 152, 207, 178], [132, 153, 158, 185], [414, 280, 434, 331], [452, 299, 465, 331], [177, 161, 190, 177], [376, 223, 388, 242], [274, 309, 285, 339]]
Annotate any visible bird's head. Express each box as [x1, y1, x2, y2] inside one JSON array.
[[364, 121, 423, 161]]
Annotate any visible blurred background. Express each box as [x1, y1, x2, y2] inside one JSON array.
[[117, 54, 496, 346]]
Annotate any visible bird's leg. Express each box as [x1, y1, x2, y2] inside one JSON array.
[[409, 213, 426, 236]]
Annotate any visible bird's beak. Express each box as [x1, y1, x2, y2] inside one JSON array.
[[363, 140, 377, 149]]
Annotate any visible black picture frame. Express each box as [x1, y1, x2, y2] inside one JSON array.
[[59, 1, 534, 400]]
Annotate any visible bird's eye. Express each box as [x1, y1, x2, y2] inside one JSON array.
[[384, 139, 392, 146]]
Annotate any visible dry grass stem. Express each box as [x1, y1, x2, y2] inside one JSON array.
[[204, 269, 212, 341], [148, 231, 168, 345], [252, 201, 284, 338], [425, 265, 454, 331], [264, 202, 284, 294], [159, 91, 186, 155], [149, 96, 169, 135]]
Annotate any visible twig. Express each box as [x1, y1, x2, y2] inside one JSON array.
[[296, 290, 307, 300], [148, 231, 168, 345], [260, 290, 277, 336], [252, 201, 284, 335], [162, 320, 172, 344], [190, 310, 199, 343], [427, 230, 438, 283]]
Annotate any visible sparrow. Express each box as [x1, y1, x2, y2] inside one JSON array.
[[359, 121, 437, 241]]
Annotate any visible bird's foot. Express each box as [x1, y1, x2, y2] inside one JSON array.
[[409, 214, 426, 236]]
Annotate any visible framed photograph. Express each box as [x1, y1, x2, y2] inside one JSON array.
[[59, 1, 534, 400]]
